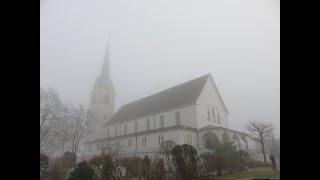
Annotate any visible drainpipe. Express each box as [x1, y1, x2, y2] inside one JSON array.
[[154, 114, 156, 129], [197, 129, 200, 149], [135, 135, 138, 154]]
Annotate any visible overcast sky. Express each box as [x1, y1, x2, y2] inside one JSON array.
[[40, 0, 280, 136]]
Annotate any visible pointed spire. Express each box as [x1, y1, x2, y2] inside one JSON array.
[[101, 34, 111, 82]]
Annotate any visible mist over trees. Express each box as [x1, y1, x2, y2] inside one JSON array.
[[40, 87, 88, 158]]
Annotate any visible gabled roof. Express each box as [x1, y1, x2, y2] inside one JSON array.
[[105, 74, 210, 126]]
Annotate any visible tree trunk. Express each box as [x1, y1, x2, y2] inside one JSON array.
[[261, 140, 267, 163]]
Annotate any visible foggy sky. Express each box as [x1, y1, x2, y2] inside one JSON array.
[[40, 0, 280, 136]]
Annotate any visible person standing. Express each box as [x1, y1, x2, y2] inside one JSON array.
[[269, 153, 276, 171]]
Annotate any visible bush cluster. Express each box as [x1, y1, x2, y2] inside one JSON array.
[[42, 143, 251, 180]]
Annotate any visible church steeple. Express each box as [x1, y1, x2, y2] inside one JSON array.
[[100, 36, 110, 83], [87, 35, 115, 141]]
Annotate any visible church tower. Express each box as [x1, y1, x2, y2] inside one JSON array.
[[86, 39, 115, 140]]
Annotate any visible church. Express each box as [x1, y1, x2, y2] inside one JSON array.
[[83, 43, 251, 158]]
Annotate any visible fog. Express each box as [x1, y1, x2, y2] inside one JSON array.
[[40, 0, 280, 136]]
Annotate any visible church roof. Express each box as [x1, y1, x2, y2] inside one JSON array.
[[105, 73, 228, 126], [105, 74, 210, 126]]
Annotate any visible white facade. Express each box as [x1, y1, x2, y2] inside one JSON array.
[[83, 74, 252, 158], [195, 76, 229, 129]]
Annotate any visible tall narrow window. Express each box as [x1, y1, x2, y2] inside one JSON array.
[[124, 124, 127, 135], [184, 135, 192, 144], [175, 111, 181, 126], [135, 121, 138, 133], [160, 115, 164, 128], [211, 108, 216, 122], [207, 110, 211, 121], [145, 137, 147, 147], [188, 135, 192, 144], [217, 114, 221, 124], [141, 137, 147, 147], [115, 141, 120, 149], [115, 126, 118, 136], [147, 118, 150, 130], [104, 95, 109, 104], [158, 135, 164, 145], [119, 124, 122, 135], [128, 139, 132, 148], [107, 127, 110, 137]]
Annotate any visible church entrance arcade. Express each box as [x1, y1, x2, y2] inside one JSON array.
[[198, 125, 249, 152]]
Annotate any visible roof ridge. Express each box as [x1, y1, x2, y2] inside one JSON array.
[[120, 74, 210, 107]]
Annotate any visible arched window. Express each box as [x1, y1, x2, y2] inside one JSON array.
[[217, 114, 221, 124], [211, 108, 216, 122], [175, 111, 181, 126], [207, 110, 211, 121]]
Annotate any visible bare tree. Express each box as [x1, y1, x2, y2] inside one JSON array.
[[246, 120, 274, 163], [70, 105, 88, 166], [55, 119, 74, 156], [159, 140, 176, 173], [40, 87, 67, 153]]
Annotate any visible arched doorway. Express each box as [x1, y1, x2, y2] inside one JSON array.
[[202, 132, 220, 150]]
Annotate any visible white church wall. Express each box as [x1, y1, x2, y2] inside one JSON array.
[[93, 128, 198, 156], [196, 77, 229, 129], [105, 105, 197, 140]]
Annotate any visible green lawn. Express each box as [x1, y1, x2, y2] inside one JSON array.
[[218, 169, 280, 180]]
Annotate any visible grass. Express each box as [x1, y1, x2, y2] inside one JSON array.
[[217, 169, 280, 180]]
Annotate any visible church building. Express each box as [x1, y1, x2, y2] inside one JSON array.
[[83, 44, 250, 158]]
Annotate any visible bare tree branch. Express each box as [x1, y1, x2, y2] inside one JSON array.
[[246, 120, 274, 163]]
